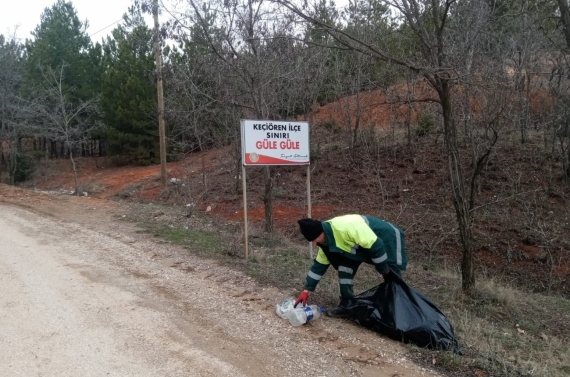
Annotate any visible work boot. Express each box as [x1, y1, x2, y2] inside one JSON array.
[[325, 299, 351, 319]]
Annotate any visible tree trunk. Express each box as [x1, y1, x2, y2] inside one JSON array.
[[0, 140, 3, 184], [557, 0, 570, 180], [352, 93, 362, 147], [566, 146, 570, 182], [69, 144, 79, 196], [439, 78, 475, 291], [405, 101, 412, 146], [9, 139, 17, 185], [201, 152, 207, 188], [234, 144, 242, 194], [558, 0, 570, 48], [43, 138, 48, 160]]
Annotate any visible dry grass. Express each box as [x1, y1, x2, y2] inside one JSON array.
[[27, 117, 565, 377], [122, 199, 570, 377], [404, 268, 570, 377], [447, 291, 570, 377]]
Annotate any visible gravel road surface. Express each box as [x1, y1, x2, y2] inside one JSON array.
[[0, 186, 442, 377]]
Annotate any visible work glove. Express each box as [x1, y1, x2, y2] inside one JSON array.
[[382, 270, 401, 281], [294, 290, 309, 308]]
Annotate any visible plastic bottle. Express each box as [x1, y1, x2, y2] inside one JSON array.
[[286, 305, 325, 327], [275, 298, 298, 319]]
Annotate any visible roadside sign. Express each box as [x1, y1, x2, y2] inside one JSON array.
[[241, 120, 310, 165], [239, 119, 313, 261]]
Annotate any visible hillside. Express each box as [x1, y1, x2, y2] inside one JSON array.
[[24, 103, 570, 298], [10, 87, 570, 377]]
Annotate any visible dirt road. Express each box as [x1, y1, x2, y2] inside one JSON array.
[[0, 186, 441, 377]]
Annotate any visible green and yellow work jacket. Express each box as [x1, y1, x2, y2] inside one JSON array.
[[303, 214, 407, 293]]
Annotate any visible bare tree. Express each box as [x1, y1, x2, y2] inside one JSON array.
[[167, 0, 319, 233], [554, 0, 570, 179], [37, 65, 99, 195], [276, 0, 516, 291]]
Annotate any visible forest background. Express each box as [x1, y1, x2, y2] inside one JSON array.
[[1, 0, 570, 376]]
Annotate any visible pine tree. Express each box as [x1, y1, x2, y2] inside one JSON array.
[[25, 0, 101, 159], [100, 6, 158, 164], [25, 0, 95, 104]]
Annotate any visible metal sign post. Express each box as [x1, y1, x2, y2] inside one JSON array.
[[307, 164, 313, 259], [242, 164, 249, 260], [241, 119, 311, 261]]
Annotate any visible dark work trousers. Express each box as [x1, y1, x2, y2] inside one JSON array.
[[337, 260, 402, 299]]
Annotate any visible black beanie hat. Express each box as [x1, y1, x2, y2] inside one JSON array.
[[297, 218, 323, 241]]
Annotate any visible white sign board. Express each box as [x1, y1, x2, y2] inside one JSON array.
[[241, 119, 310, 165]]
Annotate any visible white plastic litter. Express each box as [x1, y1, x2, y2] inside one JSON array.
[[276, 298, 324, 326], [285, 305, 325, 327], [275, 298, 298, 319]]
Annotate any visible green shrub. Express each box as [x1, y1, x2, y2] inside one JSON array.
[[415, 111, 437, 137], [319, 118, 341, 133], [271, 186, 288, 199], [27, 150, 45, 161], [13, 153, 36, 183], [109, 147, 157, 167]]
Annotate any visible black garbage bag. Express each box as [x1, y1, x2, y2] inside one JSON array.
[[345, 274, 460, 353]]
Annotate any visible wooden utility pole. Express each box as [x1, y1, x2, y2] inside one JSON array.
[[153, 0, 167, 187]]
